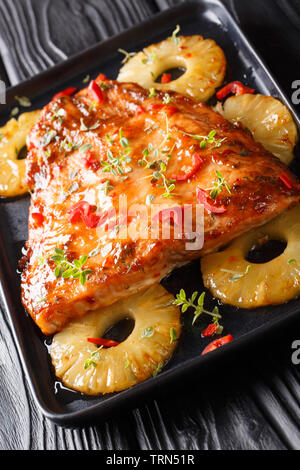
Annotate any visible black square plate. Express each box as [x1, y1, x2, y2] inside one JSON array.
[[1, 0, 300, 426]]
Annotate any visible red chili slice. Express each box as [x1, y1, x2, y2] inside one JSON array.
[[161, 73, 171, 84], [163, 105, 178, 116], [136, 106, 145, 116], [67, 201, 99, 228], [97, 73, 107, 81], [31, 212, 44, 227], [67, 201, 116, 229], [87, 337, 119, 347], [216, 81, 255, 100], [201, 334, 234, 355], [279, 173, 293, 189], [52, 87, 77, 101], [172, 153, 203, 182], [150, 103, 164, 111], [88, 80, 104, 104], [83, 150, 100, 171], [201, 323, 218, 338], [196, 187, 227, 214]]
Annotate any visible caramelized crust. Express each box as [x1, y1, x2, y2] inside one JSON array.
[[21, 77, 300, 334]]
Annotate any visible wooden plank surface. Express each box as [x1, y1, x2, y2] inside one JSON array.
[[0, 0, 300, 450]]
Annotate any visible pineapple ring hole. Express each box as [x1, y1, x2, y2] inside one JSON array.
[[102, 317, 135, 343], [17, 145, 28, 160], [155, 67, 186, 83], [246, 238, 287, 264]]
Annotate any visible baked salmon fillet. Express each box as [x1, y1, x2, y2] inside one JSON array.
[[20, 76, 300, 334]]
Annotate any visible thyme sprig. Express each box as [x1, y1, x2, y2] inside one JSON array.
[[84, 346, 103, 369], [118, 48, 136, 64], [138, 114, 175, 198], [80, 118, 100, 132], [51, 247, 93, 285], [180, 129, 227, 149], [220, 265, 251, 282], [15, 95, 31, 107], [174, 289, 222, 327], [152, 361, 164, 377], [163, 93, 173, 104], [51, 108, 65, 123], [101, 127, 132, 177], [207, 170, 231, 199], [149, 88, 157, 98], [141, 49, 157, 64], [169, 24, 181, 45]]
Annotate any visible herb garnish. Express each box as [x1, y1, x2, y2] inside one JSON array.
[[69, 169, 78, 180], [58, 178, 79, 202], [84, 346, 103, 369], [180, 129, 227, 149], [88, 243, 101, 258], [174, 289, 222, 327], [146, 194, 155, 205], [141, 49, 157, 64], [152, 361, 164, 377], [60, 137, 82, 153], [41, 130, 57, 147], [82, 74, 90, 84], [207, 170, 231, 199], [100, 180, 113, 195], [79, 143, 92, 154], [139, 114, 175, 198], [10, 107, 19, 117], [51, 108, 65, 123], [101, 128, 132, 177], [15, 95, 31, 107], [163, 93, 173, 104], [51, 247, 93, 285], [220, 265, 252, 282], [80, 118, 100, 132], [141, 326, 154, 338], [169, 24, 180, 45], [170, 327, 177, 344], [125, 357, 131, 369], [118, 48, 136, 64], [149, 88, 157, 98]]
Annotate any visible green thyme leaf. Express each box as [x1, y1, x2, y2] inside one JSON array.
[[118, 48, 136, 64], [152, 361, 164, 377], [174, 289, 222, 328], [51, 247, 92, 285], [15, 95, 31, 107], [170, 327, 177, 344], [41, 130, 57, 147], [10, 107, 19, 117], [149, 88, 157, 98], [80, 118, 100, 132], [169, 24, 181, 45], [79, 143, 92, 153], [141, 326, 154, 339]]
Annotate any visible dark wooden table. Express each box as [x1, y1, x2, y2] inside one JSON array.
[[1, 0, 300, 450]]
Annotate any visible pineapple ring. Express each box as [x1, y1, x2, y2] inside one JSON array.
[[201, 204, 300, 308], [214, 94, 298, 165], [50, 284, 181, 395], [117, 35, 226, 102], [0, 110, 40, 197]]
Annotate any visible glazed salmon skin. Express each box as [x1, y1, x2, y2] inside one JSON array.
[[20, 76, 300, 334]]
